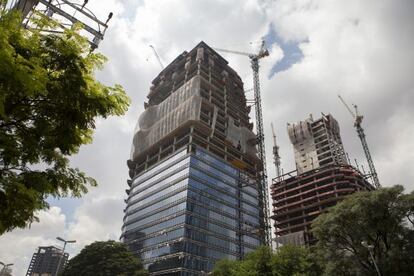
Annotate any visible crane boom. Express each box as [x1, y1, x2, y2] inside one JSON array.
[[212, 48, 252, 57], [338, 95, 380, 188], [214, 39, 272, 247], [149, 45, 164, 69], [338, 95, 356, 118]]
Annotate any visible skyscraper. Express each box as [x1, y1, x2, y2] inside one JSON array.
[[26, 246, 68, 276], [122, 42, 265, 275], [272, 114, 374, 245]]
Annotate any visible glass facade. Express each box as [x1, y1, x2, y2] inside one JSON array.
[[122, 147, 263, 275]]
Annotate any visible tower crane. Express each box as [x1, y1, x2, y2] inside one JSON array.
[[214, 40, 272, 247], [338, 95, 380, 188], [271, 123, 282, 181], [149, 45, 165, 69]]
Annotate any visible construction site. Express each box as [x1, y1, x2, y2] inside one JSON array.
[[271, 113, 377, 246], [3, 1, 405, 275]]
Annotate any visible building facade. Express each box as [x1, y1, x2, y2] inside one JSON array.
[[287, 113, 348, 174], [26, 246, 68, 276], [272, 114, 374, 246], [122, 42, 264, 275]]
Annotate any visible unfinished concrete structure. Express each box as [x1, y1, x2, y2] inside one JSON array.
[[122, 42, 265, 275], [272, 114, 374, 246], [26, 246, 68, 276], [287, 113, 348, 174]]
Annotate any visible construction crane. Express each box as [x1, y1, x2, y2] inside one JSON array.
[[271, 123, 282, 181], [149, 45, 165, 69], [338, 95, 380, 188], [214, 40, 272, 247]]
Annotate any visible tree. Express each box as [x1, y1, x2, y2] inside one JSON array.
[[0, 3, 130, 234], [271, 244, 321, 276], [212, 245, 320, 276], [62, 241, 148, 276], [312, 185, 414, 276]]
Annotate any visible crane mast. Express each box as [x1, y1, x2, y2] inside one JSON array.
[[214, 40, 272, 247], [338, 95, 380, 188]]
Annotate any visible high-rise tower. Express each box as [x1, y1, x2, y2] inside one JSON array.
[[272, 114, 373, 246], [122, 42, 265, 275]]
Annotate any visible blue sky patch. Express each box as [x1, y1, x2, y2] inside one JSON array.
[[264, 24, 308, 78]]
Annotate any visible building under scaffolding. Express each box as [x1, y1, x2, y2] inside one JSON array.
[[272, 114, 374, 246], [122, 42, 265, 275]]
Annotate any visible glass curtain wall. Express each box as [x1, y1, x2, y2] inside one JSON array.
[[122, 147, 262, 275]]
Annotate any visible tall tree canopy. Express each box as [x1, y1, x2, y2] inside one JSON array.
[[0, 3, 130, 234], [212, 245, 321, 276], [62, 241, 148, 276], [312, 185, 414, 276]]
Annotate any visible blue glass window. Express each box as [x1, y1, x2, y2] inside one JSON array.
[[126, 190, 187, 218], [125, 202, 187, 229], [132, 149, 188, 185], [188, 179, 237, 205], [187, 190, 237, 216], [131, 159, 190, 194], [187, 202, 238, 228], [129, 179, 188, 207], [194, 149, 238, 177], [125, 214, 186, 236]]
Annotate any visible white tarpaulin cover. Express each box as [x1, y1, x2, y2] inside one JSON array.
[[226, 117, 257, 156], [131, 76, 202, 160], [131, 74, 258, 161]]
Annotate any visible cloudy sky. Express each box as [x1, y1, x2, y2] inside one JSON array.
[[1, 0, 414, 274]]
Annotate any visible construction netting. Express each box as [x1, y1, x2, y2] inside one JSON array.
[[130, 74, 258, 160], [131, 76, 202, 160]]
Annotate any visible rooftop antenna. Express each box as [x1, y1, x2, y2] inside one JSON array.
[[12, 0, 113, 51], [271, 123, 282, 181], [214, 39, 271, 247], [338, 95, 380, 188]]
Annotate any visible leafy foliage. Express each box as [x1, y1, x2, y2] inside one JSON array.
[[61, 241, 148, 276], [212, 245, 321, 276], [0, 5, 130, 234], [312, 185, 414, 276]]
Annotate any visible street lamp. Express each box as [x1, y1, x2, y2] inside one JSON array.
[[0, 262, 13, 276], [56, 237, 76, 276], [361, 241, 381, 276]]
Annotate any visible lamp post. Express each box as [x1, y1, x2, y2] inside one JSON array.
[[56, 237, 76, 276], [361, 241, 381, 276], [0, 262, 13, 276]]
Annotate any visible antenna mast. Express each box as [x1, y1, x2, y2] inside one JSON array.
[[338, 95, 380, 188], [271, 123, 282, 181]]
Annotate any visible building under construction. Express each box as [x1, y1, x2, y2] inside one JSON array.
[[122, 42, 265, 275], [271, 114, 374, 246], [26, 246, 68, 276]]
